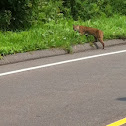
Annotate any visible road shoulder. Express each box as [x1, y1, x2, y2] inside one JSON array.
[[0, 39, 126, 66]]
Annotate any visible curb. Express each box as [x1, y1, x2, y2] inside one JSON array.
[[0, 39, 126, 66]]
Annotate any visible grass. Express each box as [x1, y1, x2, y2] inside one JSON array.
[[0, 14, 126, 56]]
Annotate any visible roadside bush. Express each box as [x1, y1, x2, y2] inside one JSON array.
[[62, 0, 126, 21], [0, 10, 12, 30], [0, 0, 126, 30], [32, 0, 64, 25], [0, 0, 35, 30], [110, 0, 126, 15]]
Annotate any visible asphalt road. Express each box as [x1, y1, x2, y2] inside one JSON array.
[[0, 44, 126, 126]]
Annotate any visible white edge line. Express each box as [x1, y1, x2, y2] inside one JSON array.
[[0, 50, 126, 77]]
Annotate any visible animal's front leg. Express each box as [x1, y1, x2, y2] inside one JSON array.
[[85, 34, 94, 47], [85, 34, 89, 42]]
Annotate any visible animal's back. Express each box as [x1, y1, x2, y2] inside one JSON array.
[[80, 26, 103, 38]]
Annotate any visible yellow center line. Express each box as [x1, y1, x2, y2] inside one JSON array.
[[106, 117, 126, 126]]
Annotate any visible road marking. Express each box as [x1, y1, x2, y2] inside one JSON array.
[[106, 117, 126, 126], [0, 50, 126, 77]]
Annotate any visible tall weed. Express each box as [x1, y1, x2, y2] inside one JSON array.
[[0, 15, 126, 55]]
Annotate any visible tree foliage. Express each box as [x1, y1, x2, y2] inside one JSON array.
[[0, 0, 126, 30], [0, 0, 35, 30], [62, 0, 126, 20]]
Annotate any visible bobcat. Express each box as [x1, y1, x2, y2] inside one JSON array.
[[73, 25, 104, 49]]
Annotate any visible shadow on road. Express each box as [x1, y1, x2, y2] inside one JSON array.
[[116, 97, 126, 101]]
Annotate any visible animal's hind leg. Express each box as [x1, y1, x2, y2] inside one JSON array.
[[93, 36, 99, 49], [98, 38, 104, 49]]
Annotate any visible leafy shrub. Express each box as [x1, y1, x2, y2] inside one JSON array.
[[0, 10, 12, 30], [0, 0, 126, 30], [32, 0, 64, 24], [0, 0, 35, 30], [62, 0, 126, 21]]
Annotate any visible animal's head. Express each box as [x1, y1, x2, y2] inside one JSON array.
[[73, 25, 79, 32]]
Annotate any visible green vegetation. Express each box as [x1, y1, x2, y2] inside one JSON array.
[[0, 0, 126, 55]]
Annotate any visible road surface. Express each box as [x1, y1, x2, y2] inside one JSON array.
[[0, 44, 126, 126]]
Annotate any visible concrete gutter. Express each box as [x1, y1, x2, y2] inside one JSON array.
[[0, 39, 126, 66]]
